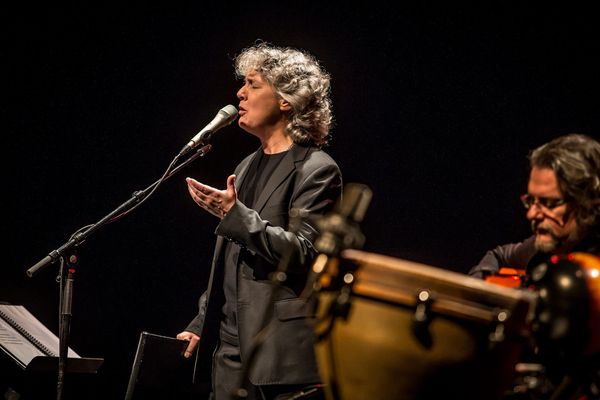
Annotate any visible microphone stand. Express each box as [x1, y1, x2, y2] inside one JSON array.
[[300, 183, 372, 400], [26, 144, 213, 400], [57, 252, 76, 400]]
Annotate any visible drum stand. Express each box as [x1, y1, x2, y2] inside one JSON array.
[[505, 363, 553, 398]]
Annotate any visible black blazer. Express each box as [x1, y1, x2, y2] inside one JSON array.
[[186, 143, 342, 385]]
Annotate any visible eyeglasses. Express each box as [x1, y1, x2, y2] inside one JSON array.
[[520, 194, 567, 211]]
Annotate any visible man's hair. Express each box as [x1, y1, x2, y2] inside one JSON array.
[[234, 42, 333, 146], [529, 133, 600, 234]]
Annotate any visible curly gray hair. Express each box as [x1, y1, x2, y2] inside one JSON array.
[[529, 133, 600, 236], [234, 43, 333, 146]]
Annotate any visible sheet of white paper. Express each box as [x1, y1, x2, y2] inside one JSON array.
[[0, 305, 80, 367], [0, 317, 46, 367]]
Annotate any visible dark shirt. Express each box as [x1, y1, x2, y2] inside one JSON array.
[[469, 234, 600, 279]]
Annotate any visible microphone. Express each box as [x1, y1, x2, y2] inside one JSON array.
[[301, 183, 372, 299], [179, 104, 238, 156], [314, 183, 372, 257]]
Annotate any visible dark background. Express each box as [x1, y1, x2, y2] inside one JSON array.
[[4, 4, 599, 399]]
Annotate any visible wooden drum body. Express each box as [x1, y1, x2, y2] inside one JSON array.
[[312, 250, 537, 400]]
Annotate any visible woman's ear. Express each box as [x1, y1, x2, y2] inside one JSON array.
[[279, 99, 292, 112]]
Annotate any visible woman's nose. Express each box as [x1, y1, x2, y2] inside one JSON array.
[[237, 86, 245, 100]]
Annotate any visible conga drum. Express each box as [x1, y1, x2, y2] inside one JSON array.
[[524, 252, 600, 391], [311, 250, 537, 400]]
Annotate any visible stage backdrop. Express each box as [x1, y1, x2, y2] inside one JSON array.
[[5, 4, 599, 399]]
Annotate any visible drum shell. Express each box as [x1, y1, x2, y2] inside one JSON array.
[[529, 252, 600, 358], [570, 252, 600, 355]]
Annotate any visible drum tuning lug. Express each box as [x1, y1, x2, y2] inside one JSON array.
[[488, 309, 509, 346], [331, 286, 353, 320], [412, 290, 434, 348]]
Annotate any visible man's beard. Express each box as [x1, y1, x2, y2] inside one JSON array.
[[534, 232, 559, 253], [532, 221, 581, 253]]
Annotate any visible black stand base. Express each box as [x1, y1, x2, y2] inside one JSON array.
[[27, 356, 104, 374], [1, 356, 103, 400]]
